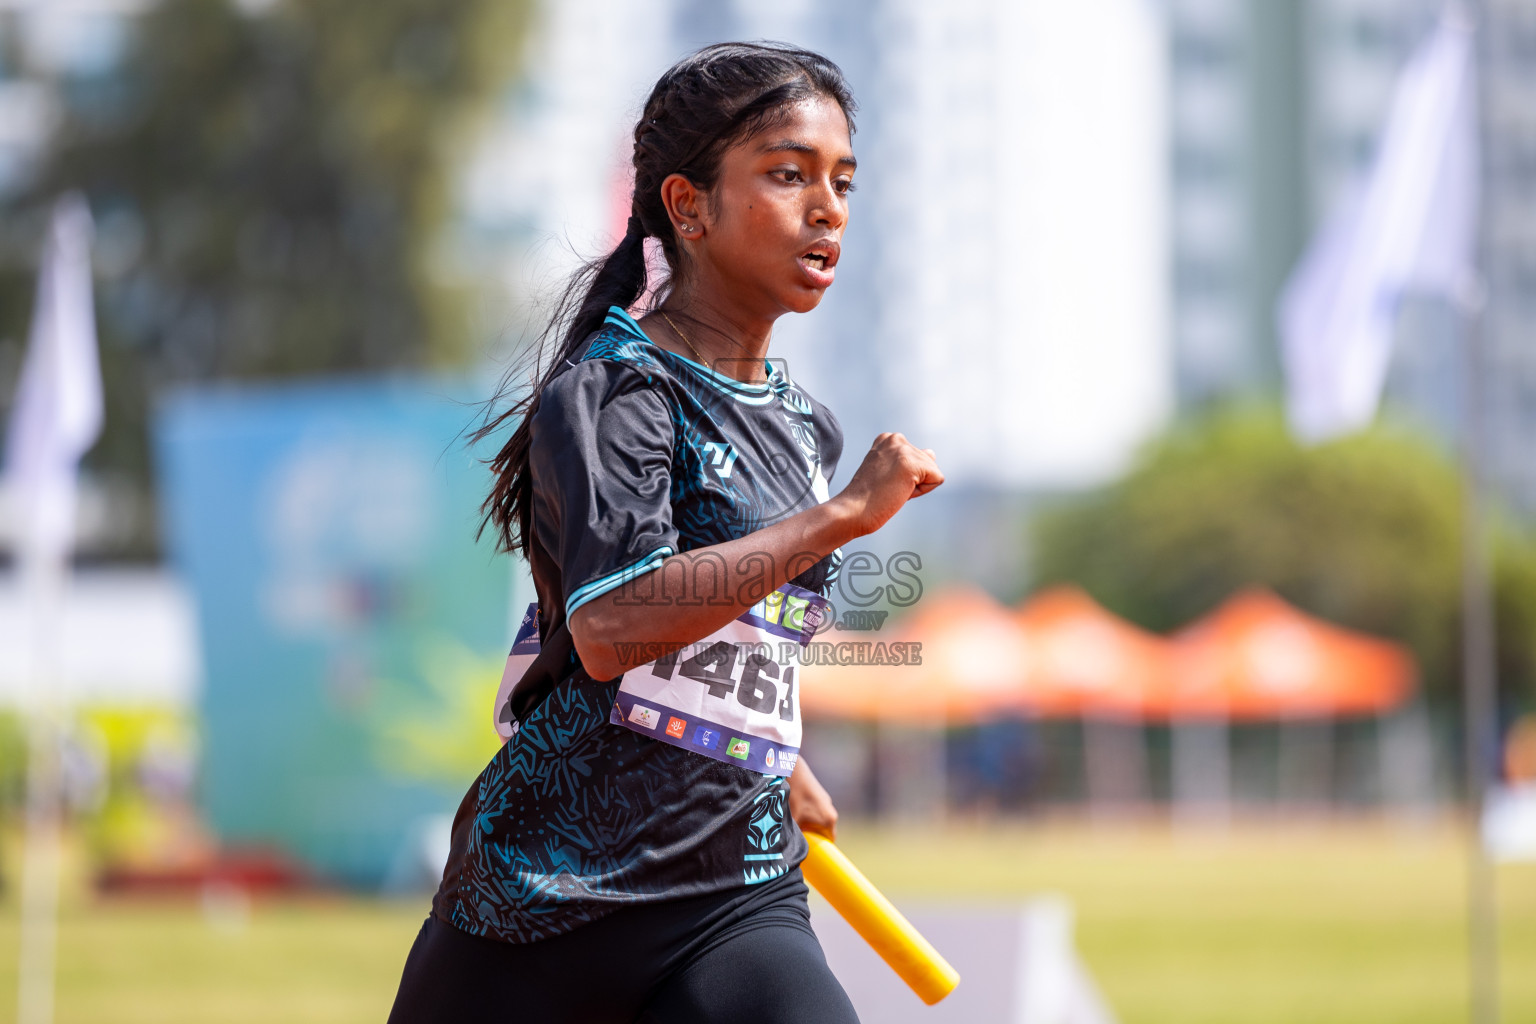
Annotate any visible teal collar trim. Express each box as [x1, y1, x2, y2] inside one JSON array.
[[604, 306, 780, 402]]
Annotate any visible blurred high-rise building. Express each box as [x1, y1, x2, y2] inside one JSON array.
[[3, 0, 1176, 586], [1167, 0, 1303, 405], [1167, 0, 1434, 405], [9, 0, 1529, 527], [474, 0, 1173, 590], [1476, 0, 1536, 513], [1168, 0, 1536, 513]]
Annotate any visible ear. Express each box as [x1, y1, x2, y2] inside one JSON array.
[[659, 173, 707, 240]]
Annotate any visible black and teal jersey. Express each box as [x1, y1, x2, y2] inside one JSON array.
[[433, 306, 845, 943]]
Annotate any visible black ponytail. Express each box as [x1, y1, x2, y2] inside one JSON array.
[[472, 41, 856, 558]]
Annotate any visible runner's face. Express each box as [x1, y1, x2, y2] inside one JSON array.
[[695, 95, 855, 316]]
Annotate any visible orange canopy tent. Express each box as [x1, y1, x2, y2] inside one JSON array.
[[1166, 588, 1416, 719], [797, 586, 1029, 723], [800, 585, 1174, 722], [1010, 585, 1177, 717], [799, 584, 1416, 723]]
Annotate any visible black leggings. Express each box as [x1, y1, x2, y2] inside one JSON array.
[[386, 868, 860, 1024]]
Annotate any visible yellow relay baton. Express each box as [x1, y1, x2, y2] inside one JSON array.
[[801, 831, 961, 1005]]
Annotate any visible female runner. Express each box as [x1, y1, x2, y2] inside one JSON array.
[[387, 41, 943, 1023]]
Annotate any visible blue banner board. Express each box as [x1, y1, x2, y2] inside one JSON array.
[[156, 376, 511, 887]]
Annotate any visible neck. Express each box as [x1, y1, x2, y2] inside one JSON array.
[[662, 281, 776, 385]]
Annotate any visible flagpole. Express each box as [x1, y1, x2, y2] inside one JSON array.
[[6, 192, 102, 1024], [1459, 282, 1498, 1024], [1274, 0, 1489, 1003], [1457, 4, 1499, 1022], [1273, 1, 1491, 1010], [17, 556, 65, 1024]]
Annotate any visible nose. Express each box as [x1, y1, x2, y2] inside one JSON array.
[[807, 179, 847, 232]]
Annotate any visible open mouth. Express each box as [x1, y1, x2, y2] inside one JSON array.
[[798, 239, 839, 278]]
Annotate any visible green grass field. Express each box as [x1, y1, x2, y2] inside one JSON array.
[[0, 821, 1531, 1023]]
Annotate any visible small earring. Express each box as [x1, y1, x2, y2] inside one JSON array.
[[680, 223, 692, 233]]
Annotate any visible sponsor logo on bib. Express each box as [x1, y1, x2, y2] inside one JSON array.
[[502, 583, 823, 776]]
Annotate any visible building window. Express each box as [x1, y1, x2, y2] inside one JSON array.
[[1174, 143, 1233, 187], [1172, 31, 1233, 74], [1176, 256, 1235, 301], [1345, 15, 1405, 58]]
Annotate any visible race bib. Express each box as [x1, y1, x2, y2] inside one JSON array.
[[492, 584, 829, 777], [608, 582, 829, 776], [493, 603, 542, 740]]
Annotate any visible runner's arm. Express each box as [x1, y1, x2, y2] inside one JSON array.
[[570, 500, 855, 682], [570, 432, 942, 681]]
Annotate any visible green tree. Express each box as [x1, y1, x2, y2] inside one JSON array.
[[0, 0, 529, 556], [1031, 409, 1536, 705]]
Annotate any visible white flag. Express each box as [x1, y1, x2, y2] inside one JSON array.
[[1278, 15, 1477, 443], [4, 193, 103, 567]]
